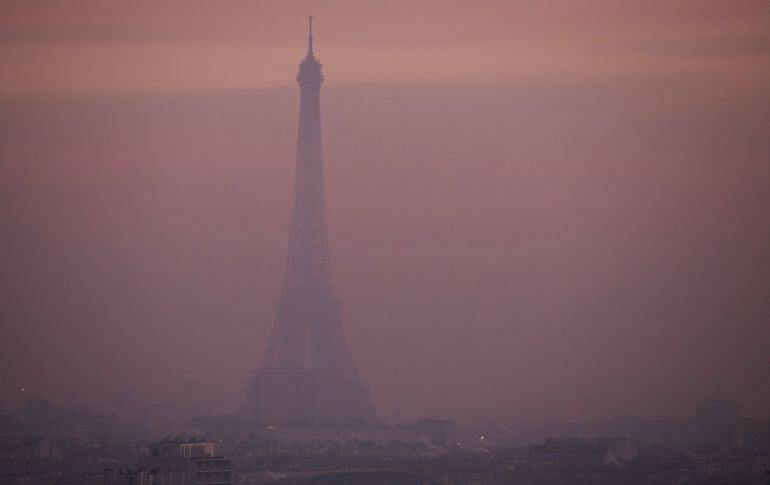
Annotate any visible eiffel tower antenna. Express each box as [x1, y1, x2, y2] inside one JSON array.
[[308, 16, 314, 54]]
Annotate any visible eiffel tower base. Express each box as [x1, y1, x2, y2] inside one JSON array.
[[250, 368, 378, 426]]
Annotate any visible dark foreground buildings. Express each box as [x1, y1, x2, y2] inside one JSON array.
[[244, 19, 378, 426]]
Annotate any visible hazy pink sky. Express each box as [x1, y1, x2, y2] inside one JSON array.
[[1, 1, 769, 425]]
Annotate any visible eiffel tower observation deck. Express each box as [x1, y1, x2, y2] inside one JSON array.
[[248, 18, 378, 426]]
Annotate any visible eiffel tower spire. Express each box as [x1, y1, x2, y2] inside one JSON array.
[[307, 16, 314, 55]]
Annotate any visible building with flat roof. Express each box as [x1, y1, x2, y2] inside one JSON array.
[[140, 439, 232, 485]]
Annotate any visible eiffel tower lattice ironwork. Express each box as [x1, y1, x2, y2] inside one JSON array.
[[250, 18, 378, 425]]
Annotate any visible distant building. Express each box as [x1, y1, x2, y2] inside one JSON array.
[[738, 418, 770, 453], [609, 437, 637, 462], [0, 435, 62, 483], [595, 414, 691, 444], [695, 399, 740, 449], [139, 439, 232, 485], [528, 437, 614, 466], [415, 419, 456, 448]]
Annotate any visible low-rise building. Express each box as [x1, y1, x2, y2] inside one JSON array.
[[139, 439, 232, 485]]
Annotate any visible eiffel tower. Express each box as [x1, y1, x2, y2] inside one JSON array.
[[249, 18, 378, 425]]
